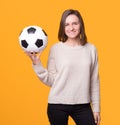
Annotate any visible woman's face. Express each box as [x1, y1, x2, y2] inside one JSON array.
[[64, 14, 80, 40]]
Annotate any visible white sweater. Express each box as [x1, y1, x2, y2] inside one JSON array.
[[33, 42, 100, 112]]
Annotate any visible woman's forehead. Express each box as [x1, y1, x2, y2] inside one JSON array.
[[65, 14, 79, 23]]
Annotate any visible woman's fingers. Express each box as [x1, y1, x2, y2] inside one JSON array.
[[24, 51, 42, 64]]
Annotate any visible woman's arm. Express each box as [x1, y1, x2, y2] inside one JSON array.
[[26, 47, 57, 86], [90, 46, 101, 125]]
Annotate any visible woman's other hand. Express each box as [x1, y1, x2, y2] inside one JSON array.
[[93, 112, 101, 125]]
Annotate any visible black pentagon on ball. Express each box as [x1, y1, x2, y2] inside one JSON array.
[[27, 27, 36, 34], [35, 39, 43, 48], [21, 40, 28, 48]]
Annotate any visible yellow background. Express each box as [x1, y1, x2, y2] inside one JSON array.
[[0, 0, 120, 125]]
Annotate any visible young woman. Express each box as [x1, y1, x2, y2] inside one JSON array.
[[27, 9, 100, 125]]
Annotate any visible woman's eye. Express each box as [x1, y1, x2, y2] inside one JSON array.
[[65, 23, 69, 26], [73, 22, 78, 25]]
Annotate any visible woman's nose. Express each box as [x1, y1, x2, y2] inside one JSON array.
[[70, 26, 74, 30]]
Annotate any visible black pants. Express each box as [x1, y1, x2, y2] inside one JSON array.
[[47, 103, 96, 125]]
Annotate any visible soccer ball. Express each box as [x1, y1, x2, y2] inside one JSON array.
[[19, 25, 48, 52]]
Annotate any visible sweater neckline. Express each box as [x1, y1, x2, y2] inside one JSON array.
[[60, 42, 86, 50]]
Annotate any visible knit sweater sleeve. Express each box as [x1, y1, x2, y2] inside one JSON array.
[[32, 47, 57, 87], [90, 46, 100, 112]]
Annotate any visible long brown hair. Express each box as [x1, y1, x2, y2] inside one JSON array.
[[58, 9, 87, 45]]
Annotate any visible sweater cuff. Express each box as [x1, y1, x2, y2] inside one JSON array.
[[92, 103, 100, 112], [32, 62, 45, 73]]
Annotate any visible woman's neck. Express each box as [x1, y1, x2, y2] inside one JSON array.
[[65, 38, 81, 47]]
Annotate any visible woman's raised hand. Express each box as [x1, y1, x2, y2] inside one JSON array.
[[25, 51, 42, 65]]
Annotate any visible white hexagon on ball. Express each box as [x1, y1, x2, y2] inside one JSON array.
[[19, 25, 48, 52]]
